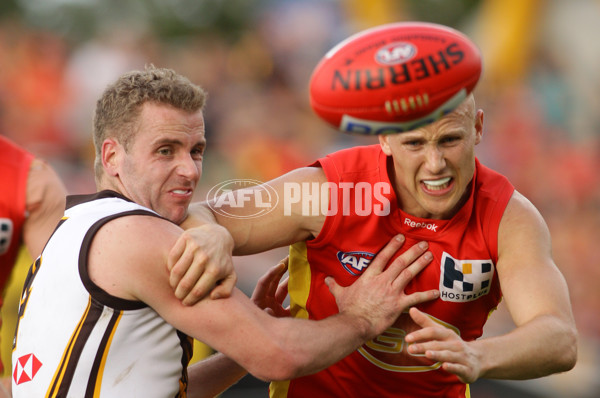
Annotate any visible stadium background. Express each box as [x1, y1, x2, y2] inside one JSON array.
[[0, 0, 598, 396]]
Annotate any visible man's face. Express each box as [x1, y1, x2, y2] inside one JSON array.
[[379, 98, 483, 220], [117, 102, 205, 224]]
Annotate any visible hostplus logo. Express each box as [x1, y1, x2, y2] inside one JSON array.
[[207, 180, 391, 219], [439, 252, 494, 302]]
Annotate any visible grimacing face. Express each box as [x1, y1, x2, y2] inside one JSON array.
[[378, 97, 483, 220], [107, 102, 206, 224]]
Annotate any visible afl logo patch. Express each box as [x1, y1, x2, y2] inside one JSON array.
[[337, 251, 375, 276], [375, 42, 417, 65], [0, 218, 14, 255]]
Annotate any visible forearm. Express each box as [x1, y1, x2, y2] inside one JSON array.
[[475, 314, 577, 380], [187, 353, 247, 398], [238, 312, 371, 381], [180, 202, 219, 230]]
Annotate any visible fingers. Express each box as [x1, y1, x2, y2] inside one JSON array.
[[385, 241, 430, 281], [275, 276, 289, 304], [408, 307, 436, 328], [400, 289, 440, 309], [324, 276, 341, 298], [405, 308, 454, 345], [364, 234, 405, 275], [209, 272, 237, 300], [180, 266, 219, 306], [251, 261, 287, 303], [173, 251, 208, 300], [168, 237, 195, 289]]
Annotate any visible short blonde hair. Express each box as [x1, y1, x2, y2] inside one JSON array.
[[93, 65, 207, 182]]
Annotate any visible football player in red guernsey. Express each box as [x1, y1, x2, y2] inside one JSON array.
[[170, 93, 577, 398], [0, 135, 67, 397]]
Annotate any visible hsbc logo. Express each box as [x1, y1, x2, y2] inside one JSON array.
[[337, 251, 375, 276], [439, 252, 494, 302], [375, 42, 417, 65], [13, 353, 42, 385]]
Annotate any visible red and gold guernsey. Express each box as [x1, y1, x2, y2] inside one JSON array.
[[0, 136, 33, 299], [271, 144, 514, 398]]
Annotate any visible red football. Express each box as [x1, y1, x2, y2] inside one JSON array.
[[309, 22, 482, 135]]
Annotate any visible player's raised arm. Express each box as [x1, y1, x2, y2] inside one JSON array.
[[171, 166, 328, 304]]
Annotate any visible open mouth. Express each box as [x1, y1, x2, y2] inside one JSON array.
[[422, 177, 452, 191]]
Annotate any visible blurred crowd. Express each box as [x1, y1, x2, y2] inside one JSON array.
[[1, 0, 599, 396]]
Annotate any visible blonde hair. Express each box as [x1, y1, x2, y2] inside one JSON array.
[[93, 65, 207, 182]]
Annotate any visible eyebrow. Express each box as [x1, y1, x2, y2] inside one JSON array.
[[153, 137, 206, 147]]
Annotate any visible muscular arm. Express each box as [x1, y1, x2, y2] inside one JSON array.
[[170, 167, 328, 303], [22, 159, 67, 258], [471, 191, 577, 379], [405, 191, 577, 382], [184, 166, 328, 255], [187, 353, 246, 398], [89, 214, 437, 385]]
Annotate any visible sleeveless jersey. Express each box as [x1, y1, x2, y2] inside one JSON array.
[[271, 145, 514, 398], [0, 136, 34, 299], [12, 191, 193, 398]]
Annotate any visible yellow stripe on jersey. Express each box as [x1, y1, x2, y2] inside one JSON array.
[[287, 242, 311, 320], [270, 242, 311, 398], [46, 296, 92, 398], [92, 311, 123, 397]]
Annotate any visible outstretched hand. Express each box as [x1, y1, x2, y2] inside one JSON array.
[[169, 224, 237, 305], [405, 307, 482, 383], [251, 257, 291, 318], [325, 235, 439, 339]]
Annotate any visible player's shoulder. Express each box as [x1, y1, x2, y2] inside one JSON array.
[[323, 144, 381, 160], [104, 213, 181, 247], [316, 144, 382, 174], [89, 210, 180, 274], [500, 190, 549, 239]]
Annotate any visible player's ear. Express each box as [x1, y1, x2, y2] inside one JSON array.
[[474, 109, 484, 145], [379, 134, 393, 156], [101, 138, 124, 177]]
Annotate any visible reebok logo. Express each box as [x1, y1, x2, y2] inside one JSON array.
[[404, 217, 438, 232], [439, 252, 494, 302]]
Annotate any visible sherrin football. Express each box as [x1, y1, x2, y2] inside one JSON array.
[[309, 22, 482, 135]]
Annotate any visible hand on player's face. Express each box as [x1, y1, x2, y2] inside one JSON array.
[[325, 235, 439, 339]]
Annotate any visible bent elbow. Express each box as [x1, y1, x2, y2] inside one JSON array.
[[558, 326, 578, 372], [250, 358, 306, 382]]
